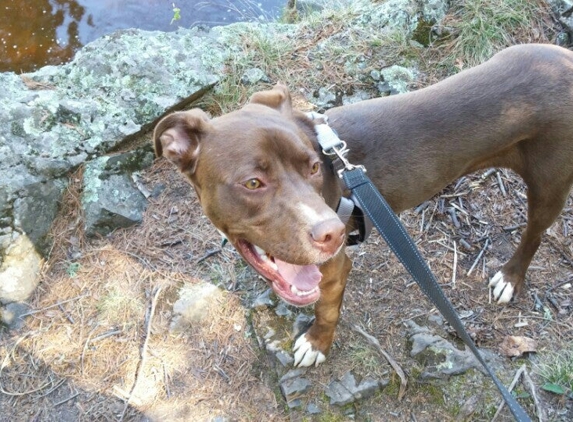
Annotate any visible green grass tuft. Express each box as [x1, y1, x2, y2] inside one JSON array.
[[534, 344, 573, 395], [440, 0, 549, 68]]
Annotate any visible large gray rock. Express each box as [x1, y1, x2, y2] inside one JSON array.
[[0, 26, 230, 307], [82, 149, 153, 236]]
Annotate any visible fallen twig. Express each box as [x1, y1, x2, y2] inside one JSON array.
[[119, 287, 162, 421], [467, 238, 489, 276], [19, 293, 89, 317], [54, 391, 80, 407], [196, 248, 222, 263], [58, 304, 75, 324], [80, 329, 96, 375], [452, 240, 458, 288], [90, 329, 122, 343], [491, 364, 525, 422], [547, 276, 573, 294], [351, 324, 408, 401], [424, 201, 439, 231], [522, 366, 545, 422], [449, 207, 460, 228], [482, 168, 496, 179], [496, 171, 507, 196]]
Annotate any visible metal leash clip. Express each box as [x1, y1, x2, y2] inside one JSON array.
[[307, 112, 366, 178]]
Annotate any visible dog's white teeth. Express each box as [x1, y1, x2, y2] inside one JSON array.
[[254, 245, 266, 256], [254, 246, 278, 270], [290, 285, 318, 297]]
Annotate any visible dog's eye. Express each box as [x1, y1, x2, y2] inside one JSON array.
[[244, 178, 262, 190], [310, 162, 320, 175]]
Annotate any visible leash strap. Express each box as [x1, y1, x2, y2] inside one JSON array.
[[342, 168, 532, 422]]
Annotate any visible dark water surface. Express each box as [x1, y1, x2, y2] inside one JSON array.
[[0, 0, 284, 73]]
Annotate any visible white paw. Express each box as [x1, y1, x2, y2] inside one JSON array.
[[293, 334, 326, 367], [488, 271, 515, 304]]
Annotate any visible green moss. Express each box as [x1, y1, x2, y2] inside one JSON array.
[[411, 18, 434, 47], [381, 373, 402, 398], [411, 380, 445, 406]]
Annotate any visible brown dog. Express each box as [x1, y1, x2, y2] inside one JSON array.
[[153, 44, 573, 367]]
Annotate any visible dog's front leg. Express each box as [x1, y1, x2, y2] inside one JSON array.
[[293, 250, 352, 367]]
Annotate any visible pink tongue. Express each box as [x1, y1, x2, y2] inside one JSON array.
[[275, 259, 322, 290]]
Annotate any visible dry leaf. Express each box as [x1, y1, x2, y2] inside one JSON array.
[[499, 335, 537, 357]]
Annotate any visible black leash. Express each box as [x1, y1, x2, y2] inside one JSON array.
[[343, 168, 531, 422], [309, 113, 532, 422]]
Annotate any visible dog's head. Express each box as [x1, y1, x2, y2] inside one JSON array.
[[153, 84, 345, 306]]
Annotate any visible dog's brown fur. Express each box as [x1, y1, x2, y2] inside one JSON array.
[[153, 44, 573, 367]]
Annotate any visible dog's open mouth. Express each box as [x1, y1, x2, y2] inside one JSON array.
[[234, 239, 321, 306]]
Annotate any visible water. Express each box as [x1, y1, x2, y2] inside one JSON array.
[[0, 0, 285, 73]]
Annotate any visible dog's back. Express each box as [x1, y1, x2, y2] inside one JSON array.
[[326, 43, 573, 304]]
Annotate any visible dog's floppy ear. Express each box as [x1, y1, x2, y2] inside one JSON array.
[[249, 83, 292, 117], [153, 109, 211, 175]]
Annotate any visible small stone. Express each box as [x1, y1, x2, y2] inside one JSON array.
[[279, 369, 306, 383], [275, 302, 292, 318], [275, 350, 294, 367], [240, 68, 269, 85], [428, 314, 444, 326], [376, 82, 393, 96], [380, 65, 415, 94], [339, 371, 359, 391], [325, 371, 384, 406], [263, 328, 276, 340], [353, 378, 380, 400], [339, 371, 381, 400], [293, 313, 314, 336], [0, 233, 42, 304], [169, 282, 224, 332], [266, 339, 294, 367], [252, 288, 275, 309], [0, 302, 29, 329], [306, 403, 321, 414], [286, 398, 302, 409], [280, 376, 312, 403], [312, 87, 337, 109], [325, 379, 354, 406], [556, 32, 571, 46]]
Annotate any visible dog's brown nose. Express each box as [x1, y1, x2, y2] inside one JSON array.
[[311, 219, 346, 255]]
